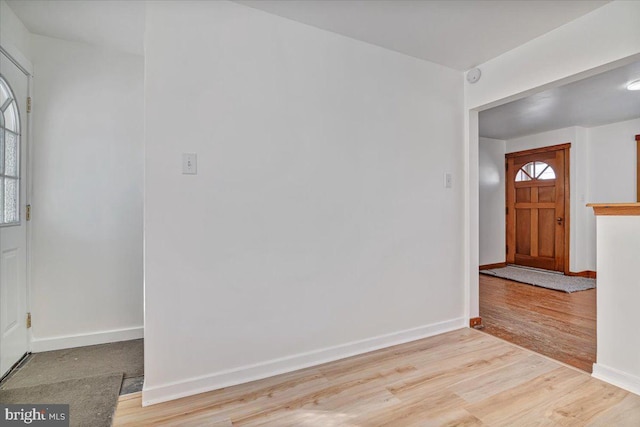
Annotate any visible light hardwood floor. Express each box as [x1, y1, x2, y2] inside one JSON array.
[[114, 328, 639, 426], [479, 274, 596, 372]]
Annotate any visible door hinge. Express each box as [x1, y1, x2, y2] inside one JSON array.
[[27, 97, 31, 113], [26, 204, 31, 221], [506, 206, 508, 215], [26, 312, 31, 329]]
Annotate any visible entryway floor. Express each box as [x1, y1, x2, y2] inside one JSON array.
[[0, 339, 144, 395], [479, 274, 596, 372]]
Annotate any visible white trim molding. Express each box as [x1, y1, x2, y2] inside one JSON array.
[[142, 317, 466, 406], [592, 363, 640, 396], [0, 42, 33, 76], [30, 326, 144, 353]]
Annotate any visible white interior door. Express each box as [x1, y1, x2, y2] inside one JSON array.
[[0, 50, 29, 378]]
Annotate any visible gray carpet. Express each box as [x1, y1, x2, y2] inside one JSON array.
[[480, 265, 596, 293], [0, 373, 123, 427], [1, 339, 143, 390], [0, 340, 143, 426]]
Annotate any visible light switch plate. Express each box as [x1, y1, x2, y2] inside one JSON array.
[[444, 172, 452, 188], [182, 153, 197, 175]]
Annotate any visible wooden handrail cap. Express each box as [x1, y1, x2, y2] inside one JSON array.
[[587, 203, 640, 216]]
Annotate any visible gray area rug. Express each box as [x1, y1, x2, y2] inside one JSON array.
[[0, 373, 123, 427], [1, 339, 143, 389], [480, 266, 596, 293]]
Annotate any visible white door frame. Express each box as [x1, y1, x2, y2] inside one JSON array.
[[465, 53, 640, 320]]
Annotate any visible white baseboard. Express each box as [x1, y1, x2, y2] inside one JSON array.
[[30, 326, 144, 353], [592, 363, 640, 396], [142, 317, 466, 406]]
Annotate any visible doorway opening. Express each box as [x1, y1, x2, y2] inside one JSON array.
[[479, 139, 596, 372], [473, 60, 640, 372], [0, 46, 144, 418]]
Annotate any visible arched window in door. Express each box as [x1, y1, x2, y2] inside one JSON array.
[[0, 75, 20, 225], [515, 161, 556, 182]]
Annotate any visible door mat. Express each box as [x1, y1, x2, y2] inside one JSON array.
[[1, 339, 143, 390], [481, 265, 595, 293]]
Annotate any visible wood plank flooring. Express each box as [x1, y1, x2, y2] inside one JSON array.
[[113, 328, 638, 426], [479, 273, 596, 372]]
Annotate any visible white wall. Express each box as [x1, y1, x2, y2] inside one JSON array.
[[586, 118, 640, 269], [574, 126, 590, 271], [29, 35, 144, 351], [478, 137, 505, 266], [0, 0, 31, 63], [588, 118, 640, 204], [466, 2, 640, 111], [465, 0, 640, 317], [592, 215, 640, 395], [144, 0, 464, 405]]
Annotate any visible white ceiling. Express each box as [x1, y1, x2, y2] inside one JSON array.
[[479, 60, 640, 140], [7, 1, 608, 68], [6, 0, 145, 56], [236, 0, 608, 70], [7, 0, 632, 140]]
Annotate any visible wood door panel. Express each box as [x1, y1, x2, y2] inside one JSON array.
[[515, 209, 531, 255], [538, 209, 556, 258], [506, 144, 569, 273], [514, 202, 555, 209], [538, 186, 555, 202], [514, 180, 559, 188], [516, 188, 531, 203], [514, 254, 556, 270]]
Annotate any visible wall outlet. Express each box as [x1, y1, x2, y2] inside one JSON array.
[[182, 153, 197, 175]]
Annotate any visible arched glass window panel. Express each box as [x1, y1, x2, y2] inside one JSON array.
[[5, 132, 17, 176], [515, 161, 556, 182], [3, 104, 17, 132], [0, 81, 9, 108], [0, 74, 20, 225], [515, 168, 532, 182], [536, 162, 556, 180]]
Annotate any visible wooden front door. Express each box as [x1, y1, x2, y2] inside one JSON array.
[[506, 144, 569, 273]]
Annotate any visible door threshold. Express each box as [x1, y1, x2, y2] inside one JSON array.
[[0, 352, 31, 385], [508, 264, 564, 275]]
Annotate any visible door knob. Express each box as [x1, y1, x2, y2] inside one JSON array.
[[557, 217, 563, 225]]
